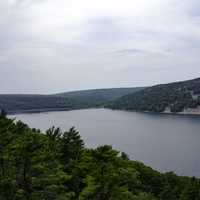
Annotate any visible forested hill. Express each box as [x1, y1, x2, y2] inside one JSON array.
[[0, 112, 199, 199], [106, 78, 200, 113], [53, 87, 144, 106], [0, 87, 144, 114], [0, 95, 80, 114]]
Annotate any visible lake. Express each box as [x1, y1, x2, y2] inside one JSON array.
[[9, 108, 200, 177]]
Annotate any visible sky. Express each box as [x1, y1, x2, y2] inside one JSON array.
[[0, 0, 200, 94]]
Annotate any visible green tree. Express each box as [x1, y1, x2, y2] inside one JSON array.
[[60, 127, 84, 166]]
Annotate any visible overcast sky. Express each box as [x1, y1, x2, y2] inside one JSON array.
[[0, 0, 200, 94]]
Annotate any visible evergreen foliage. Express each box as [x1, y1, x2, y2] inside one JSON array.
[[0, 115, 199, 199]]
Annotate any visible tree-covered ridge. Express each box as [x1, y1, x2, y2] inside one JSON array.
[[0, 112, 200, 200], [106, 78, 200, 113], [0, 87, 144, 114], [54, 87, 145, 106], [0, 95, 81, 114]]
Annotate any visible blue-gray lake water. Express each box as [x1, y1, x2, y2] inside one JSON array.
[[9, 108, 200, 177]]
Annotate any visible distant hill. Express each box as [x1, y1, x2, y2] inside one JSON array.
[[0, 95, 80, 114], [2, 77, 200, 115], [54, 87, 145, 106], [106, 78, 200, 114], [0, 87, 144, 114]]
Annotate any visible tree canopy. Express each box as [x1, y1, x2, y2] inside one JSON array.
[[0, 113, 199, 199]]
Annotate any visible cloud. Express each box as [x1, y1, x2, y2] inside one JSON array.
[[115, 48, 146, 55], [0, 0, 200, 93]]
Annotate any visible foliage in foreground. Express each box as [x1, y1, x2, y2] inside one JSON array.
[[0, 112, 200, 200]]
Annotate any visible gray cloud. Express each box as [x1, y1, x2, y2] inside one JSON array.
[[115, 48, 146, 54], [0, 0, 200, 94]]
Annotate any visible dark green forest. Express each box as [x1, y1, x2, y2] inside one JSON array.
[[3, 77, 200, 115], [106, 78, 200, 113], [0, 111, 200, 200], [54, 87, 145, 107], [0, 95, 80, 114], [0, 88, 143, 114]]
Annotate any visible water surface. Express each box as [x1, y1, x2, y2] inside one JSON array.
[[10, 108, 200, 177]]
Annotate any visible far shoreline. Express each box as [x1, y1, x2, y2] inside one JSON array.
[[7, 107, 200, 118]]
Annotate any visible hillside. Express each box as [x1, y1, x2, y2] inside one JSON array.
[[0, 112, 199, 200], [0, 87, 144, 114], [0, 95, 81, 114], [54, 87, 145, 106], [106, 78, 200, 113]]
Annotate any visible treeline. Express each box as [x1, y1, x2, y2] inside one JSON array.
[[0, 88, 144, 114], [106, 78, 200, 113], [55, 87, 145, 107], [0, 95, 91, 114], [0, 112, 200, 199]]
